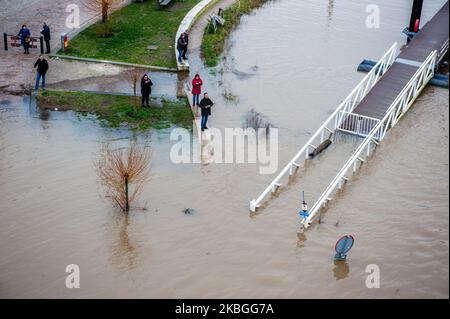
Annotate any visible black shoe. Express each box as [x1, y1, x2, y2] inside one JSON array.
[[204, 126, 208, 129], [201, 128, 205, 132]]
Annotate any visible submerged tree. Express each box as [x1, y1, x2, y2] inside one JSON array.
[[96, 142, 151, 212], [243, 108, 272, 134], [126, 68, 144, 115], [81, 0, 123, 36]]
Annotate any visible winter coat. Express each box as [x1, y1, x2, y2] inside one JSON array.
[[177, 35, 187, 50], [34, 58, 49, 74], [199, 97, 214, 116], [18, 28, 30, 45], [41, 24, 51, 41], [141, 77, 153, 94], [191, 77, 203, 95]]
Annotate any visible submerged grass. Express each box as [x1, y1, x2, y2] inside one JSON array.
[[201, 0, 269, 67], [59, 1, 200, 68], [36, 90, 193, 130]]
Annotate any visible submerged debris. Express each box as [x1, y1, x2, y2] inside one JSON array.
[[183, 208, 195, 215]]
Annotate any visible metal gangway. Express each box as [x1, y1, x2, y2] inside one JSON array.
[[249, 43, 438, 228]]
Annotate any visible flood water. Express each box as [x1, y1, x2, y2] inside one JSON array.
[[0, 0, 448, 298]]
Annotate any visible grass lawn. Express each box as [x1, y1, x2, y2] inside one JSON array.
[[60, 0, 201, 68], [202, 0, 268, 67], [37, 90, 193, 130]]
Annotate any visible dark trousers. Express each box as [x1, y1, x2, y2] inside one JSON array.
[[23, 43, 29, 54], [45, 39, 50, 53], [142, 91, 150, 106], [201, 114, 209, 129], [35, 71, 46, 90], [182, 46, 188, 60], [192, 94, 200, 106]]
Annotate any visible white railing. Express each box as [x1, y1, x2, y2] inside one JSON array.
[[300, 50, 437, 228], [337, 111, 381, 139], [249, 42, 399, 212]]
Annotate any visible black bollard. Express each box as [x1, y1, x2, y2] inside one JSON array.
[[4, 33, 8, 51], [39, 36, 44, 54], [409, 0, 423, 33]]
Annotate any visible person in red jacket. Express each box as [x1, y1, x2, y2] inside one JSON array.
[[191, 74, 203, 107]]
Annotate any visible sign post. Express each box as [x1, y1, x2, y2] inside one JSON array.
[[60, 33, 68, 52]]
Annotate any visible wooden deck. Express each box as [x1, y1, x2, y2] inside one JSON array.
[[353, 1, 449, 120]]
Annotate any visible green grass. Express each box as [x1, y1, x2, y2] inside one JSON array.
[[60, 1, 201, 68], [37, 90, 193, 130], [202, 0, 268, 67]]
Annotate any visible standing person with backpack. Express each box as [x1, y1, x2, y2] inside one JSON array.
[[177, 33, 187, 64], [191, 73, 203, 107], [182, 30, 189, 60], [18, 25, 31, 54], [40, 22, 51, 54], [140, 74, 153, 107], [34, 55, 48, 90]]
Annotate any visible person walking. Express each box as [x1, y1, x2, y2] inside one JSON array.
[[177, 33, 187, 64], [18, 25, 31, 54], [34, 55, 48, 90], [191, 74, 203, 107], [140, 74, 153, 107], [182, 30, 189, 60], [40, 22, 51, 54], [199, 93, 214, 131]]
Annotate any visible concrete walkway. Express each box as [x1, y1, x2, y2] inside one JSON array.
[[0, 0, 130, 93]]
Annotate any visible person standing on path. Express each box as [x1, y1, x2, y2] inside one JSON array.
[[182, 30, 189, 60], [18, 25, 31, 54], [40, 22, 51, 54], [140, 74, 153, 107], [191, 73, 203, 107], [177, 33, 187, 64], [199, 93, 214, 131], [34, 55, 48, 90]]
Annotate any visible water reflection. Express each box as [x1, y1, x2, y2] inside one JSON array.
[[332, 259, 350, 280], [296, 231, 307, 248], [107, 213, 139, 272], [327, 0, 335, 22]]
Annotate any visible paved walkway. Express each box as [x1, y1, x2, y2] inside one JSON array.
[[0, 0, 128, 93]]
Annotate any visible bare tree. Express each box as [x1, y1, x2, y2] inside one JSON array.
[[243, 108, 272, 132], [81, 0, 123, 36], [126, 68, 144, 115], [96, 142, 151, 212]]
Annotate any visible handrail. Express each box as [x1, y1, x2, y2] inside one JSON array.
[[301, 50, 437, 228], [249, 42, 398, 212]]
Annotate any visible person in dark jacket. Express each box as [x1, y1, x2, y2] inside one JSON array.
[[18, 25, 31, 54], [40, 22, 51, 54], [177, 33, 187, 64], [182, 31, 189, 60], [140, 74, 153, 107], [199, 93, 214, 131], [191, 73, 203, 107], [34, 55, 49, 90]]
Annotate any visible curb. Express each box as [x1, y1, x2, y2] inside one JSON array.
[[49, 54, 178, 72], [43, 87, 178, 99]]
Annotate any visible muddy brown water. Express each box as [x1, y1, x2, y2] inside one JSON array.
[[0, 0, 448, 298]]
